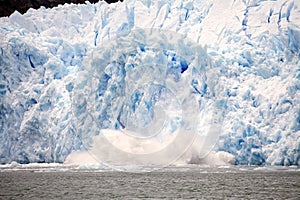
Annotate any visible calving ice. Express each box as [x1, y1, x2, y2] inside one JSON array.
[[0, 0, 299, 166]]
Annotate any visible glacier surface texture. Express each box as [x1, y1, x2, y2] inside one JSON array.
[[0, 0, 299, 165]]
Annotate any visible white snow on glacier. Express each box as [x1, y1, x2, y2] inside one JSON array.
[[0, 0, 299, 166]]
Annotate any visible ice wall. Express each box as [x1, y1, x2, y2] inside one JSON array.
[[0, 0, 299, 165]]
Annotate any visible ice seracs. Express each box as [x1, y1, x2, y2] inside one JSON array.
[[0, 0, 299, 166]]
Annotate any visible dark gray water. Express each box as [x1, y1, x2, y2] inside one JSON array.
[[0, 168, 299, 199]]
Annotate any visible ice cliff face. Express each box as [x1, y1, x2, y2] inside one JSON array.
[[0, 0, 299, 165]]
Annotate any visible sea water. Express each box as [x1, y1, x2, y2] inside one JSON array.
[[0, 166, 299, 199]]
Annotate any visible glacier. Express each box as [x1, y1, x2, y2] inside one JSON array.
[[0, 0, 299, 166]]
